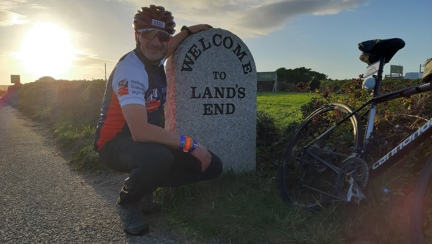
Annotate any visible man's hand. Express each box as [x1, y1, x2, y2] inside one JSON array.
[[187, 24, 212, 34], [190, 143, 212, 172], [166, 24, 213, 59]]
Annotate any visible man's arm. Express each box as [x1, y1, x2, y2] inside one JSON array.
[[122, 104, 212, 171], [122, 104, 179, 146], [165, 24, 212, 59]]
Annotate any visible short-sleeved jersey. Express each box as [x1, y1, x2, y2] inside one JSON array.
[[94, 48, 167, 151]]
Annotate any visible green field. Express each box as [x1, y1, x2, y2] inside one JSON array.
[[257, 91, 316, 128]]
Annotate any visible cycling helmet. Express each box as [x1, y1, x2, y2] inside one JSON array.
[[133, 5, 176, 34]]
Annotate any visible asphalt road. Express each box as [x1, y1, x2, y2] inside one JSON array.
[[0, 104, 184, 243]]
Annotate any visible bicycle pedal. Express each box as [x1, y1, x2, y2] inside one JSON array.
[[347, 177, 366, 204]]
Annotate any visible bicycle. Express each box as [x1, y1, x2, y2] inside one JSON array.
[[278, 37, 432, 243]]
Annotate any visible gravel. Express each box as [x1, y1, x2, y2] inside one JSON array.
[[0, 104, 188, 243]]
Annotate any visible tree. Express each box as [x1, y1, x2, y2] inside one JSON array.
[[309, 77, 321, 92], [36, 76, 55, 82], [276, 67, 289, 82], [276, 67, 327, 84]]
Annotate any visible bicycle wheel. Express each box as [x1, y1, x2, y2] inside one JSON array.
[[279, 102, 361, 211], [410, 156, 432, 244]]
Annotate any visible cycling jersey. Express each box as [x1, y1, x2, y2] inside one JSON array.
[[94, 48, 167, 151]]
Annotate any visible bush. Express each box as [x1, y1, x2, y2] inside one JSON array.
[[275, 82, 298, 92], [18, 79, 105, 124], [256, 110, 283, 173], [321, 79, 350, 93], [257, 81, 275, 92], [17, 79, 107, 170], [295, 76, 432, 164]]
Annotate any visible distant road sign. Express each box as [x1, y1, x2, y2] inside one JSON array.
[[257, 72, 278, 92], [390, 65, 403, 76], [257, 72, 277, 82], [11, 75, 20, 83]]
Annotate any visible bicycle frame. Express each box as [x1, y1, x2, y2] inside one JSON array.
[[279, 38, 432, 211], [341, 56, 432, 173]]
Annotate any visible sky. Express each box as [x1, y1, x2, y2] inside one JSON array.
[[0, 0, 431, 85]]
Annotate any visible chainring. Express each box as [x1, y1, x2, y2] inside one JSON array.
[[335, 157, 369, 199]]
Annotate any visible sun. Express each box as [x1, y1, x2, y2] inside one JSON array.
[[18, 22, 75, 78]]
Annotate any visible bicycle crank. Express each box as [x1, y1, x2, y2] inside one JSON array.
[[335, 157, 369, 203]]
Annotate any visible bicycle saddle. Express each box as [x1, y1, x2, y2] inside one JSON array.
[[358, 38, 405, 65], [422, 58, 432, 83]]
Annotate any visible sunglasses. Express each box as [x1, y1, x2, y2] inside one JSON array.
[[137, 28, 172, 42]]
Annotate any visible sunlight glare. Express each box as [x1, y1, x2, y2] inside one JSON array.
[[19, 22, 75, 78]]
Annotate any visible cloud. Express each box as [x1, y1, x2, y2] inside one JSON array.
[[234, 0, 368, 37], [72, 50, 119, 77], [0, 0, 50, 26], [0, 0, 29, 26], [0, 10, 27, 26], [0, 0, 27, 10], [127, 0, 368, 38], [0, 0, 370, 82], [73, 52, 111, 67]]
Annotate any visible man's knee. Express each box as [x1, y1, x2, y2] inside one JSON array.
[[121, 142, 174, 172]]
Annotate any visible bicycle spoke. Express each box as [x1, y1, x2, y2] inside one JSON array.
[[301, 184, 345, 201], [304, 148, 341, 173], [279, 103, 359, 211]]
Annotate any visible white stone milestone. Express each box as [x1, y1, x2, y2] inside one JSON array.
[[165, 28, 257, 172]]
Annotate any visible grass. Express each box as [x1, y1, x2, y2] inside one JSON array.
[[155, 92, 430, 243], [257, 92, 316, 128], [157, 172, 343, 243], [153, 93, 319, 242], [15, 82, 431, 243]]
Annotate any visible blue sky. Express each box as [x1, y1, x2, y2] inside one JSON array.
[[0, 0, 430, 85]]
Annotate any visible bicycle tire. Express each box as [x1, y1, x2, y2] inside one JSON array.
[[279, 102, 361, 211], [410, 155, 432, 244]]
